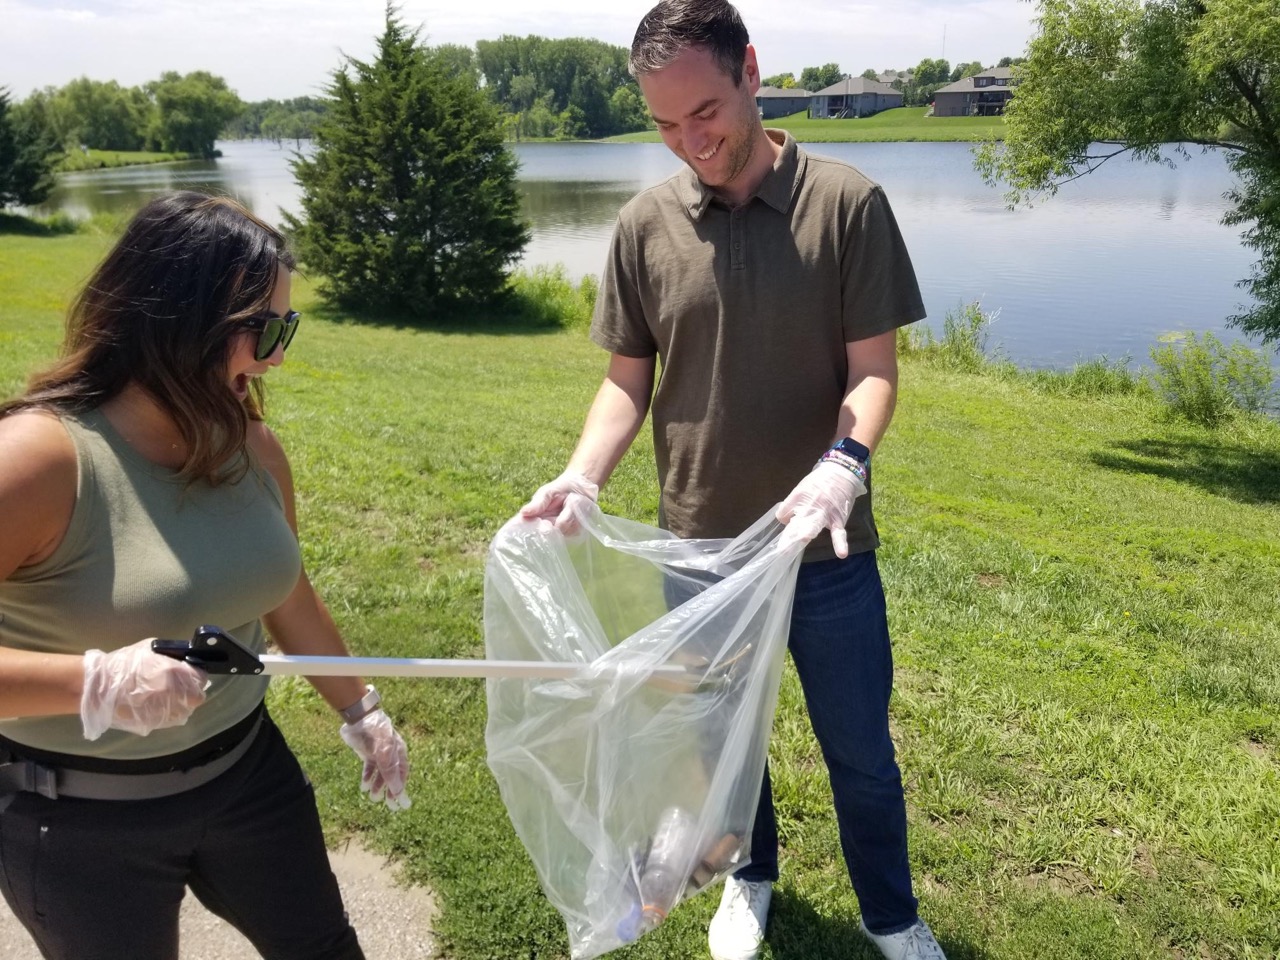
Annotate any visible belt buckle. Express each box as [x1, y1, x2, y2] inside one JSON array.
[[26, 762, 58, 798], [0, 759, 58, 801]]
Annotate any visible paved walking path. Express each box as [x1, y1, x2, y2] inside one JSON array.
[[0, 841, 437, 959]]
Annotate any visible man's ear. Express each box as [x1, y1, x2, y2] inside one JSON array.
[[743, 43, 761, 93]]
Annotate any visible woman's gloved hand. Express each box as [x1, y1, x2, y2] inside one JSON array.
[[81, 638, 208, 741], [776, 461, 868, 558], [520, 470, 599, 534], [340, 706, 412, 811]]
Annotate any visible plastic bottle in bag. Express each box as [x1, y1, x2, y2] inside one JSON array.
[[634, 806, 699, 936]]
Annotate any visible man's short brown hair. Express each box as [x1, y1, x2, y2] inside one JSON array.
[[629, 0, 750, 83]]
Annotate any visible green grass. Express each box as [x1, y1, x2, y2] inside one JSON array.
[[2, 224, 1278, 960], [57, 148, 195, 171], [608, 107, 1006, 143]]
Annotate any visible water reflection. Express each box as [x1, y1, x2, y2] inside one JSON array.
[[28, 138, 1260, 369]]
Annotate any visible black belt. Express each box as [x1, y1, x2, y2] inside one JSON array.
[[0, 710, 264, 802]]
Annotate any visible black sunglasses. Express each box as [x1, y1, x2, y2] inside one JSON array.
[[240, 310, 301, 361]]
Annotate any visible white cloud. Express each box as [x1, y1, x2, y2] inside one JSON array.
[[0, 0, 1037, 101]]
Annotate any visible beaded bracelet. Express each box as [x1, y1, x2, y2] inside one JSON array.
[[819, 448, 870, 487]]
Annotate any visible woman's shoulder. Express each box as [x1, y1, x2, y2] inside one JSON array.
[[0, 409, 76, 469], [245, 419, 287, 468], [0, 410, 79, 574]]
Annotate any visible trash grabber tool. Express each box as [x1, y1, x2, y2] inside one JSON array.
[[152, 626, 736, 692]]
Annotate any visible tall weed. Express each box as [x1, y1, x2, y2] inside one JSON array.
[[899, 301, 995, 372], [1150, 331, 1275, 426], [505, 264, 599, 328]]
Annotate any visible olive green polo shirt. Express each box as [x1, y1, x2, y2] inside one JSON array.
[[591, 130, 926, 559]]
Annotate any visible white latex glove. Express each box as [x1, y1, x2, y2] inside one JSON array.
[[776, 461, 868, 558], [340, 708, 412, 811], [81, 638, 208, 741], [520, 470, 599, 534]]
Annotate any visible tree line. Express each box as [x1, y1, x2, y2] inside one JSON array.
[[18, 73, 241, 157]]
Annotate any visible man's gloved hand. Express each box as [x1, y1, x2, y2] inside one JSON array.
[[81, 638, 208, 741], [776, 461, 868, 558], [520, 470, 599, 534], [340, 707, 412, 811]]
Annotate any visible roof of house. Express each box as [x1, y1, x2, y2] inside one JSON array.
[[813, 77, 900, 97], [934, 67, 1017, 95], [755, 86, 813, 98]]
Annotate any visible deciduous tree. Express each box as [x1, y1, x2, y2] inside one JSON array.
[[147, 71, 242, 156], [799, 63, 846, 91], [976, 0, 1280, 341]]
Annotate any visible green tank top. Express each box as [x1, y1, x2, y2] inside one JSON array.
[[0, 408, 301, 761]]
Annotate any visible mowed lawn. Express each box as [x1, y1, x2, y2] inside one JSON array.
[[607, 107, 1006, 143], [1, 225, 1277, 960]]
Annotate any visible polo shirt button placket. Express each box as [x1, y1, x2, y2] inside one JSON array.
[[731, 208, 744, 270]]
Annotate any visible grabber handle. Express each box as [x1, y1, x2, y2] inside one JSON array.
[[152, 625, 264, 675]]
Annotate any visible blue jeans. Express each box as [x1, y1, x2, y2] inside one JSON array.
[[735, 551, 919, 936]]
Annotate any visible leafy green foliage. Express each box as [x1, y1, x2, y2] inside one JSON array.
[[226, 96, 330, 142], [285, 10, 528, 317], [765, 72, 799, 88], [1150, 330, 1276, 425], [145, 71, 242, 156], [950, 60, 987, 82], [799, 63, 846, 91], [0, 88, 59, 208], [476, 35, 648, 138], [901, 57, 955, 106], [976, 0, 1280, 341], [14, 72, 240, 157], [37, 77, 151, 151]]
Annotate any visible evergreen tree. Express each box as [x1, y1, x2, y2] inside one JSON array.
[[0, 89, 59, 208], [285, 8, 528, 316]]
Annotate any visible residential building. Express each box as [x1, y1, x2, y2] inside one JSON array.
[[754, 86, 813, 120], [932, 66, 1016, 117], [809, 78, 903, 119]]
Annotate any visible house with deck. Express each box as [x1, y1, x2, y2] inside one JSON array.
[[932, 67, 1016, 117], [809, 77, 903, 118]]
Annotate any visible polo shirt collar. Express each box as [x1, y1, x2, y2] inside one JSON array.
[[678, 129, 802, 220]]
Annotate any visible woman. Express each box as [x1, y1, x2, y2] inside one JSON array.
[[0, 192, 409, 960]]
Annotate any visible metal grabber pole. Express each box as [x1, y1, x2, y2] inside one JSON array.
[[152, 625, 725, 693]]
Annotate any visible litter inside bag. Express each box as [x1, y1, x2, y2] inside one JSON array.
[[484, 501, 804, 959]]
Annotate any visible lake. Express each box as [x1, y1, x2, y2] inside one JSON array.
[[35, 138, 1261, 369]]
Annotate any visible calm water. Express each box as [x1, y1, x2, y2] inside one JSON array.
[[36, 139, 1259, 369]]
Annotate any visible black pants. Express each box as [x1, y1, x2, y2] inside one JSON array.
[[0, 714, 363, 960]]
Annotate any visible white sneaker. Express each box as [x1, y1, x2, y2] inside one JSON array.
[[860, 919, 947, 960], [707, 877, 772, 960]]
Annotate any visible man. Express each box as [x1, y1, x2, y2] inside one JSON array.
[[520, 3, 943, 959]]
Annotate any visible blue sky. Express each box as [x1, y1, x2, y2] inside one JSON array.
[[1, 0, 1039, 102]]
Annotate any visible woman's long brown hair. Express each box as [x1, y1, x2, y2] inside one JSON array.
[[1, 192, 296, 485]]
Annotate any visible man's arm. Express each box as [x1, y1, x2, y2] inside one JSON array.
[[521, 353, 656, 524], [835, 330, 899, 453], [777, 329, 901, 557], [568, 353, 656, 487]]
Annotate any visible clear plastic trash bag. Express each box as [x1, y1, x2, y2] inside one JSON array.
[[484, 499, 804, 959]]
